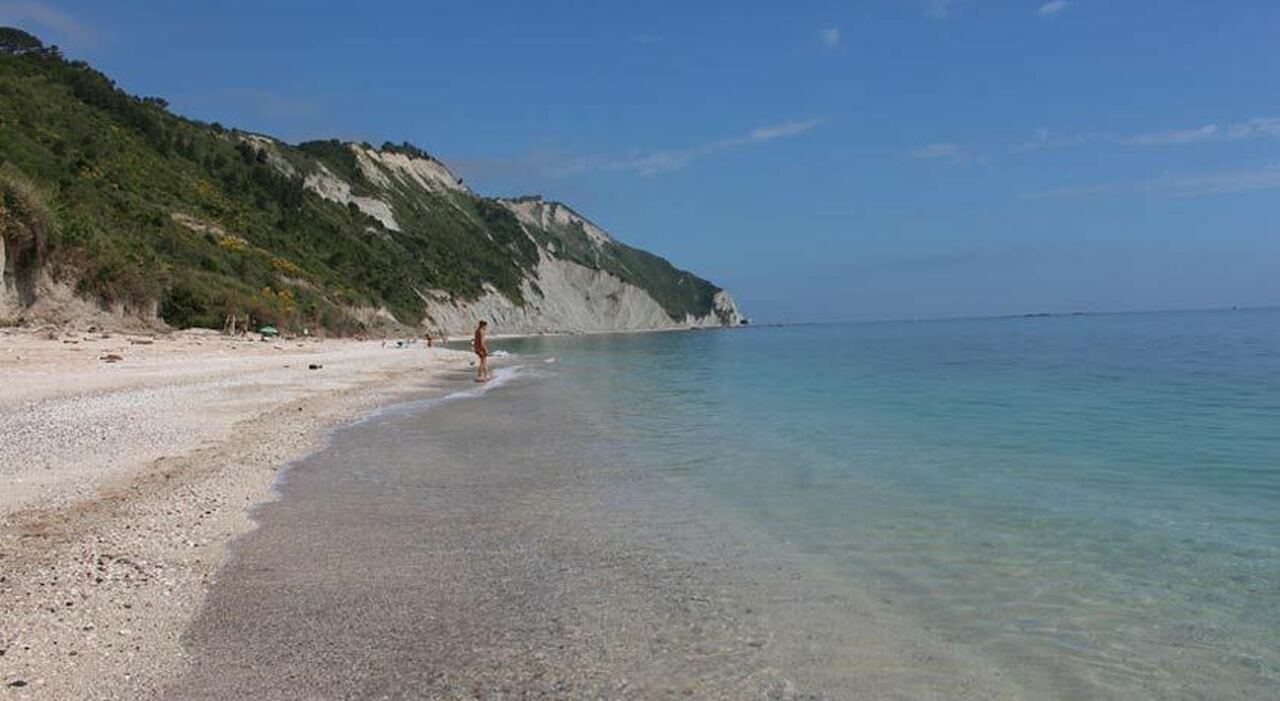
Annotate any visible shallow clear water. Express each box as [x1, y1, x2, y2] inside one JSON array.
[[496, 309, 1280, 699]]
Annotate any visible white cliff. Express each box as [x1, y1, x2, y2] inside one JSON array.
[[416, 251, 741, 336], [227, 140, 744, 336]]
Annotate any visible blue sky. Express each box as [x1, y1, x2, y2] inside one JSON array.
[[3, 0, 1278, 322]]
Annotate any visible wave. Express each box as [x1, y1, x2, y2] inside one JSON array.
[[354, 364, 525, 426]]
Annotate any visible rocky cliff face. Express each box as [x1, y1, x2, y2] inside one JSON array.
[[287, 141, 743, 335], [416, 254, 742, 336]]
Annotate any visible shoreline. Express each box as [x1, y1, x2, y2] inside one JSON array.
[[439, 321, 746, 348], [2, 324, 1017, 699], [164, 365, 1025, 698], [0, 327, 474, 698]]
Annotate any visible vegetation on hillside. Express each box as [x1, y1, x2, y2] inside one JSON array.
[[0, 29, 726, 333]]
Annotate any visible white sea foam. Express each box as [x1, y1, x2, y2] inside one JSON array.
[[355, 364, 524, 426]]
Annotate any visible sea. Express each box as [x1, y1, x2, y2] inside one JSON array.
[[488, 308, 1280, 698]]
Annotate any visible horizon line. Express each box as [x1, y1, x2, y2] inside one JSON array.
[[752, 303, 1280, 328]]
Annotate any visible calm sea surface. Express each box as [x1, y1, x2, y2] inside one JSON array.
[[495, 309, 1280, 699]]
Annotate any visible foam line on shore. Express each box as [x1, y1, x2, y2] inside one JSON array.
[[265, 364, 528, 501], [355, 363, 526, 425]]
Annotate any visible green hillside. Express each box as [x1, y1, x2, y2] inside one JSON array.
[[0, 28, 729, 333]]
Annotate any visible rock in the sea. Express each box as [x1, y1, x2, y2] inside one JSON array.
[[308, 363, 323, 370]]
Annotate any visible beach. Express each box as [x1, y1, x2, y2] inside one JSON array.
[[2, 313, 1277, 700], [0, 327, 472, 698], [1, 326, 1024, 700]]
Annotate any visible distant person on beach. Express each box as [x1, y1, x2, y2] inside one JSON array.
[[424, 331, 433, 348], [472, 320, 490, 382]]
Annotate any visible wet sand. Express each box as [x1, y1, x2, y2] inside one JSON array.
[[166, 370, 1022, 699]]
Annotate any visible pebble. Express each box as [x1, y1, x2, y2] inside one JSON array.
[[1, 337, 472, 699]]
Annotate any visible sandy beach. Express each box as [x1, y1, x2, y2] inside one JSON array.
[[0, 326, 472, 698]]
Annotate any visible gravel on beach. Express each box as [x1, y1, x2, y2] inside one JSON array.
[[0, 328, 471, 699]]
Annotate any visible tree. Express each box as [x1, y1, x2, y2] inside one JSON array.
[[0, 26, 43, 54]]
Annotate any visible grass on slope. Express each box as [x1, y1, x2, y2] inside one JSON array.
[[0, 41, 538, 331]]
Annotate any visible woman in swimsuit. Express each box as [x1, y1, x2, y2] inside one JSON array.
[[473, 320, 490, 382]]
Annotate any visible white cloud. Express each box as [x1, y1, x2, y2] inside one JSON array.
[[1015, 117, 1280, 152], [1126, 124, 1219, 146], [0, 1, 97, 45], [924, 0, 957, 19], [908, 143, 962, 161], [533, 119, 823, 178], [1024, 164, 1280, 200], [749, 119, 823, 141], [1165, 165, 1280, 196], [1126, 118, 1280, 146], [1015, 128, 1103, 152], [819, 27, 841, 48], [1224, 117, 1280, 140], [1038, 1, 1071, 17]]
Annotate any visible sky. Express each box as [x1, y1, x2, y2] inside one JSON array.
[[2, 0, 1278, 323]]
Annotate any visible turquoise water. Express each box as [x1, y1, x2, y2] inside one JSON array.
[[496, 309, 1280, 699]]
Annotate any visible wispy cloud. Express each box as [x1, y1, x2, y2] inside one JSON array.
[[1016, 128, 1103, 152], [1024, 164, 1280, 200], [908, 142, 962, 161], [1225, 117, 1280, 139], [1038, 1, 1071, 17], [594, 118, 822, 176], [749, 120, 821, 141], [1015, 117, 1280, 152], [455, 119, 823, 181], [1125, 124, 1220, 146], [1165, 165, 1280, 196], [0, 1, 98, 45], [819, 27, 841, 49], [924, 0, 958, 19], [1126, 117, 1280, 146]]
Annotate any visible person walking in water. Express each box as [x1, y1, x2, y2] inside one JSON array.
[[472, 320, 491, 382]]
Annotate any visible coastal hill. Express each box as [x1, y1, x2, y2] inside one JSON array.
[[0, 28, 742, 335]]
